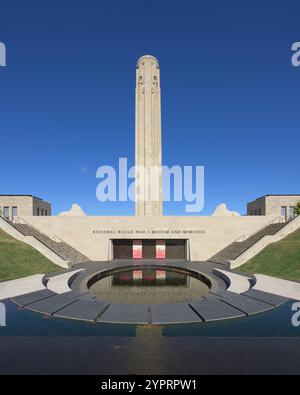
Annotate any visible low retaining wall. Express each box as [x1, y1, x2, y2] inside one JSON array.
[[0, 217, 70, 269], [230, 216, 300, 269]]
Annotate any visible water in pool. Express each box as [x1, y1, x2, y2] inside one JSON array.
[[1, 300, 300, 337], [88, 267, 210, 303], [1, 268, 300, 338]]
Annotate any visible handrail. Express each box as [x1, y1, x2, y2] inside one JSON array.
[[14, 216, 56, 241], [234, 215, 283, 243], [12, 217, 82, 261], [52, 235, 85, 261]]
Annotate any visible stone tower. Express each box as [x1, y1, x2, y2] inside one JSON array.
[[135, 55, 163, 216]]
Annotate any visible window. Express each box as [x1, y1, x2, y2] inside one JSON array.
[[288, 206, 295, 221], [3, 207, 10, 221], [12, 207, 17, 219], [281, 206, 287, 221]]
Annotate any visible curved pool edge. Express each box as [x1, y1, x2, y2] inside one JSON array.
[[9, 260, 290, 325]]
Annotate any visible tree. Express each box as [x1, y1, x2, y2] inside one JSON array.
[[295, 202, 300, 216]]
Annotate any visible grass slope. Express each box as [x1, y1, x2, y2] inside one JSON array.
[[239, 228, 300, 281], [0, 229, 62, 281]]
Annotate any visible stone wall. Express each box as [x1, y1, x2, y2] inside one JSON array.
[[22, 215, 275, 262], [0, 196, 51, 218]]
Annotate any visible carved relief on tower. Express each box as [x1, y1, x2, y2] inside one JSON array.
[[136, 55, 159, 68], [136, 56, 159, 95], [152, 74, 159, 93], [137, 71, 145, 94]]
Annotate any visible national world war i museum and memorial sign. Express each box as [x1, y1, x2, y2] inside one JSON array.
[[1, 56, 298, 263]]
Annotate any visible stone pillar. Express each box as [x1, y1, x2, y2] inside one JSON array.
[[135, 55, 163, 216]]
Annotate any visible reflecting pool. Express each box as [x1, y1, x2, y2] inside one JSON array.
[[88, 267, 211, 303]]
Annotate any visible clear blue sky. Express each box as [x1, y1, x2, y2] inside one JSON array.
[[0, 0, 299, 216]]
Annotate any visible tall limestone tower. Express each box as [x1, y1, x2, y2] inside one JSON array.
[[135, 55, 163, 216]]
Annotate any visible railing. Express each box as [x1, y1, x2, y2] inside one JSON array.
[[52, 234, 87, 262], [12, 217, 85, 262], [234, 216, 283, 243]]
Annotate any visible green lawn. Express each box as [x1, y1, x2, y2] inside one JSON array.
[[239, 228, 300, 281], [0, 229, 63, 281]]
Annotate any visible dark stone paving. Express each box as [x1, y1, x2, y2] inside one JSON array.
[[10, 289, 56, 307], [97, 303, 148, 324], [206, 291, 223, 300], [189, 299, 245, 321], [8, 260, 291, 324], [215, 291, 274, 315], [151, 303, 202, 324], [26, 294, 78, 315], [242, 289, 288, 306], [54, 299, 109, 322]]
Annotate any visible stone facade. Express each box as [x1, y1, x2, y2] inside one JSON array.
[[247, 195, 300, 220], [2, 56, 299, 266], [0, 195, 51, 220], [23, 214, 275, 262], [135, 55, 163, 216]]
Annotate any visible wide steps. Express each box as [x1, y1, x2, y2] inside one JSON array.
[[10, 222, 88, 264], [209, 222, 288, 264]]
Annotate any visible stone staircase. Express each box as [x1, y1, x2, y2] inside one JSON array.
[[10, 221, 88, 265], [208, 222, 289, 265]]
